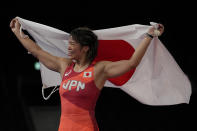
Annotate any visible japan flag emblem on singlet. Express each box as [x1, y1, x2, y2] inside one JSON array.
[[83, 72, 92, 78]]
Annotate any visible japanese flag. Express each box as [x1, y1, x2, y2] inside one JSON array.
[[83, 72, 92, 78], [17, 17, 191, 105]]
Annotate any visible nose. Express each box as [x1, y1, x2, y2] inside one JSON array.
[[68, 44, 72, 51]]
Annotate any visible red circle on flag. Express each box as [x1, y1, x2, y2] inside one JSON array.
[[86, 73, 89, 76], [93, 40, 136, 86]]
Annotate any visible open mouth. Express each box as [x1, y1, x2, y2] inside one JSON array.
[[67, 51, 73, 57]]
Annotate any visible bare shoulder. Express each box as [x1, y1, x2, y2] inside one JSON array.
[[95, 60, 113, 69], [94, 60, 112, 76], [94, 61, 112, 90], [59, 57, 72, 64], [59, 57, 72, 75], [94, 61, 111, 70]]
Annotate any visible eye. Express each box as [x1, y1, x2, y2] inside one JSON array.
[[69, 42, 75, 45]]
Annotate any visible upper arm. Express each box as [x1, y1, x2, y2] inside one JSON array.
[[33, 49, 70, 73], [101, 59, 136, 79]]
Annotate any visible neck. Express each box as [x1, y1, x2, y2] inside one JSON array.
[[75, 59, 91, 67], [74, 55, 91, 71]]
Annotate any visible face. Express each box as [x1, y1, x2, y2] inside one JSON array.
[[67, 36, 89, 60]]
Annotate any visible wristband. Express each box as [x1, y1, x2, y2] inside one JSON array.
[[146, 33, 153, 39]]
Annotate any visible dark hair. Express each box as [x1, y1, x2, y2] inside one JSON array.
[[70, 27, 98, 63]]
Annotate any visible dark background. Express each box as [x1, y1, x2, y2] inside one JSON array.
[[1, 1, 196, 131]]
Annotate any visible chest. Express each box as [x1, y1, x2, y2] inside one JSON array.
[[60, 65, 98, 92]]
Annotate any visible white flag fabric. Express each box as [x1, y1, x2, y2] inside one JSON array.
[[17, 17, 191, 105]]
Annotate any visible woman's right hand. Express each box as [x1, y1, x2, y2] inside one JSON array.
[[10, 17, 21, 33]]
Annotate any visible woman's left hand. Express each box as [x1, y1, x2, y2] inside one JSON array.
[[148, 24, 164, 37]]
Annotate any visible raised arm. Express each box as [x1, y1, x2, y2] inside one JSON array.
[[101, 24, 164, 79], [10, 18, 70, 73]]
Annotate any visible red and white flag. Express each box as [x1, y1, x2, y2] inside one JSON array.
[[17, 17, 191, 105]]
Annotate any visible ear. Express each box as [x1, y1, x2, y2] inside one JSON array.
[[83, 46, 89, 53]]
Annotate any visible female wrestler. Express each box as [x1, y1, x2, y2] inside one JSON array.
[[10, 17, 164, 131]]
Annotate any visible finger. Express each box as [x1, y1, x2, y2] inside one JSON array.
[[10, 19, 15, 28], [158, 24, 164, 30], [15, 19, 21, 26], [159, 24, 164, 30], [158, 24, 162, 29], [9, 20, 13, 28]]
